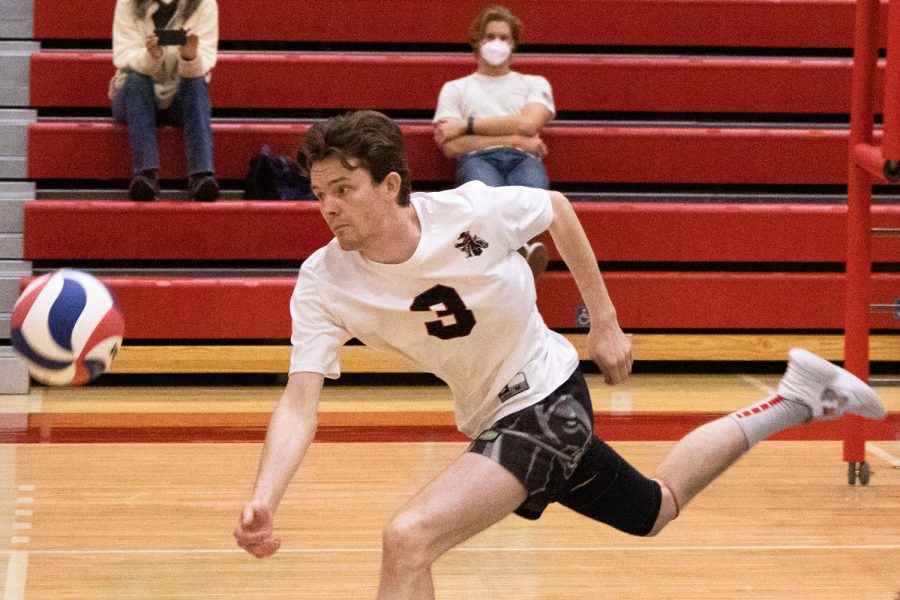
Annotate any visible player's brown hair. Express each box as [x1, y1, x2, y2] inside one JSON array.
[[301, 111, 412, 207]]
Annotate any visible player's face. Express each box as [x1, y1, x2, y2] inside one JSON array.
[[310, 155, 396, 252]]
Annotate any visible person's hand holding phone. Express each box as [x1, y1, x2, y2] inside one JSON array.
[[146, 34, 163, 59], [179, 28, 199, 61], [147, 28, 197, 61]]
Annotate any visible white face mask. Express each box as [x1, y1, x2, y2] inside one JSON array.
[[479, 39, 512, 66]]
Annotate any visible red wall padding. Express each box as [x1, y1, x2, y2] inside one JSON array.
[[536, 272, 900, 330], [32, 0, 886, 47], [27, 122, 869, 185], [23, 201, 900, 263], [29, 52, 885, 114], [24, 201, 332, 260], [19, 272, 900, 338]]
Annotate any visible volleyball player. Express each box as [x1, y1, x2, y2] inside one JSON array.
[[234, 110, 885, 599]]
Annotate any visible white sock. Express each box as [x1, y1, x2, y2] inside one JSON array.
[[728, 395, 812, 449]]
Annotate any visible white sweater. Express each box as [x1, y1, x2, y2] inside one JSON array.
[[109, 0, 219, 109]]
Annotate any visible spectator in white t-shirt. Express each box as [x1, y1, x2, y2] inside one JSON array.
[[433, 5, 555, 279]]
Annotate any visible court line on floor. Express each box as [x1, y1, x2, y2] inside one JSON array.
[[867, 443, 900, 467], [738, 374, 776, 396], [3, 551, 27, 600], [1, 543, 897, 556]]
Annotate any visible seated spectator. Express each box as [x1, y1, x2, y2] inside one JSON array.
[[109, 0, 219, 201], [433, 5, 555, 278]]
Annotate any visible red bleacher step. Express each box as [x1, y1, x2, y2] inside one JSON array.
[[19, 273, 900, 338], [28, 122, 871, 185], [30, 52, 885, 114], [23, 201, 900, 263], [33, 0, 885, 47]]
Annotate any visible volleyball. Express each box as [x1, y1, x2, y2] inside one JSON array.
[[10, 269, 124, 386]]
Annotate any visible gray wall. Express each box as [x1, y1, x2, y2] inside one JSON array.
[[0, 0, 34, 39], [0, 13, 36, 392]]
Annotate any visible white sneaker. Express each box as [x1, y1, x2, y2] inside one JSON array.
[[518, 242, 548, 280], [776, 348, 886, 421]]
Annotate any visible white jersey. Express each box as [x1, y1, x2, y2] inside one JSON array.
[[433, 71, 556, 124], [289, 181, 579, 437]]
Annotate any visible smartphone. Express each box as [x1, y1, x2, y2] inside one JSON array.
[[154, 28, 187, 46]]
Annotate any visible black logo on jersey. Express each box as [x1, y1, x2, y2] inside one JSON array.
[[455, 231, 489, 257]]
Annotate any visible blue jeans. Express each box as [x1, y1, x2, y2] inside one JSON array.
[[456, 147, 550, 189], [112, 70, 214, 176]]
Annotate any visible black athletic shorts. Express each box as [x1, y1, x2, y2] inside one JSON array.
[[468, 368, 661, 534]]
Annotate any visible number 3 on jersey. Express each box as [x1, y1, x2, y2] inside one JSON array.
[[409, 284, 476, 340]]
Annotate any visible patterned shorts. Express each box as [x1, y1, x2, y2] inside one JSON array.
[[468, 368, 595, 519]]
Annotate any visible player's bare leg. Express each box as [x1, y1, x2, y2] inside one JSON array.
[[648, 417, 748, 534], [377, 451, 526, 600]]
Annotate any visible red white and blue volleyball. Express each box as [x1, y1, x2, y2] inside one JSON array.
[[10, 269, 124, 386]]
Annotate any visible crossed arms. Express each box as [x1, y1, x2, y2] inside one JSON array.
[[434, 103, 553, 159]]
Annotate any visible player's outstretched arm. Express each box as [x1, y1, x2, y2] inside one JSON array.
[[234, 371, 324, 557], [546, 191, 632, 384]]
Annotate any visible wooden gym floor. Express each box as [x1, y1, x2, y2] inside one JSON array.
[[1, 371, 898, 599]]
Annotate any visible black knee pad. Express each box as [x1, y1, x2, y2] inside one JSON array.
[[556, 436, 661, 536]]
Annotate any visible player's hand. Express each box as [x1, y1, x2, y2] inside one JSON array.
[[180, 28, 199, 61], [234, 500, 281, 558], [433, 118, 465, 146], [588, 323, 632, 385]]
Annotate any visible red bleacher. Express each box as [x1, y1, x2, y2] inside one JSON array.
[[22, 267, 894, 349], [27, 122, 866, 185], [29, 52, 885, 114], [23, 0, 900, 359], [32, 0, 886, 47], [22, 202, 900, 336], [18, 271, 900, 338], [22, 201, 900, 263]]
